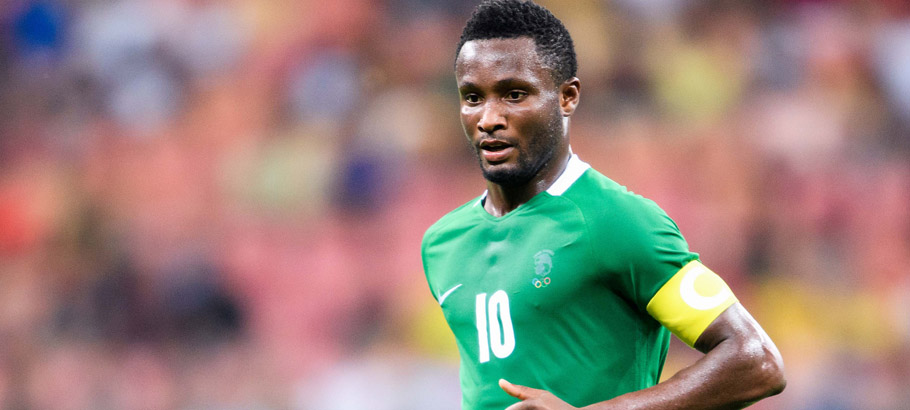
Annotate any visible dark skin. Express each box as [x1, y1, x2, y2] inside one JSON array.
[[456, 37, 579, 217], [455, 37, 786, 409]]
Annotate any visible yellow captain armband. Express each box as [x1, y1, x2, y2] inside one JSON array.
[[645, 260, 737, 347]]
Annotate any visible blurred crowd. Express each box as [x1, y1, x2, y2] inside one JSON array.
[[0, 0, 908, 409]]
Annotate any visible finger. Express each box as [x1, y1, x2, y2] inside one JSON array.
[[499, 379, 544, 400], [504, 402, 533, 410], [499, 379, 524, 399]]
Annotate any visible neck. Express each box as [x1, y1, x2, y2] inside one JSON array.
[[483, 148, 571, 217]]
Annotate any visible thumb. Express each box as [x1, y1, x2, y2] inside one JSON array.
[[499, 379, 544, 400]]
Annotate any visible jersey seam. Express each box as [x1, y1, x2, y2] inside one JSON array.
[[422, 194, 489, 299], [552, 193, 603, 292], [424, 196, 483, 244], [420, 232, 436, 299], [422, 205, 472, 299], [560, 182, 689, 314]]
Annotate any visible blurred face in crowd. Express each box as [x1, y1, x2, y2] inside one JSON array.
[[455, 37, 575, 187]]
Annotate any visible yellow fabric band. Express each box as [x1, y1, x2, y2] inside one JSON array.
[[646, 260, 737, 347]]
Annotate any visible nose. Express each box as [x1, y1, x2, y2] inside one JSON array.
[[477, 102, 506, 134]]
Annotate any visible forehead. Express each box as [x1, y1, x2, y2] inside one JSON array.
[[455, 37, 551, 86]]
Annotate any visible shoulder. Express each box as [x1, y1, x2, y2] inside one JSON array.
[[565, 166, 696, 307], [421, 195, 484, 294], [560, 167, 676, 234], [558, 166, 690, 276], [422, 195, 483, 249]]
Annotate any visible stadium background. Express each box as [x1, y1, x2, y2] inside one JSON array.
[[1, 0, 909, 408]]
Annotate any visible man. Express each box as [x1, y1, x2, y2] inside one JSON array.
[[420, 1, 786, 409]]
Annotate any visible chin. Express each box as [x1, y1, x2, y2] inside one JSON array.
[[481, 164, 534, 187]]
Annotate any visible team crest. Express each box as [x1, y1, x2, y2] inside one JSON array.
[[532, 249, 554, 288]]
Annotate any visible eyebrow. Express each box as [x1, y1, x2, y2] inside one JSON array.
[[458, 78, 536, 92]]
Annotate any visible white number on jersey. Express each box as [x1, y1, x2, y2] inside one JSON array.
[[475, 290, 516, 363]]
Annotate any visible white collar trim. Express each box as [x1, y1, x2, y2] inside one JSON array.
[[475, 152, 589, 206], [546, 153, 590, 196]]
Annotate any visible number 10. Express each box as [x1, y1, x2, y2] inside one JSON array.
[[476, 290, 516, 363]]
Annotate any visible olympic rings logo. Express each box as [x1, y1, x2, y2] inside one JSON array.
[[532, 277, 552, 288]]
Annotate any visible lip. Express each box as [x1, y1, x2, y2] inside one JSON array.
[[480, 143, 514, 163]]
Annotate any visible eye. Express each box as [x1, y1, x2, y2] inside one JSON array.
[[464, 93, 481, 104], [505, 90, 527, 101]]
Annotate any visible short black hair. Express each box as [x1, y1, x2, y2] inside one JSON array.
[[456, 0, 577, 83]]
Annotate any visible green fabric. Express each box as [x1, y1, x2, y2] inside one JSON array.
[[421, 156, 698, 409]]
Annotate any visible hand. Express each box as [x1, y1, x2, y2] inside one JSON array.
[[500, 379, 578, 410]]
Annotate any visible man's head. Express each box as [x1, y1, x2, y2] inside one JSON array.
[[455, 0, 580, 187], [456, 0, 577, 84]]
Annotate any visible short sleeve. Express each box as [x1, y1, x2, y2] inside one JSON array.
[[587, 194, 699, 311]]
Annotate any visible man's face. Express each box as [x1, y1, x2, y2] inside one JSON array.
[[455, 37, 566, 187]]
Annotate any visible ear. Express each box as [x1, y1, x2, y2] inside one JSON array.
[[559, 77, 581, 117]]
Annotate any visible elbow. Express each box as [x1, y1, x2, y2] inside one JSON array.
[[741, 336, 786, 400], [757, 346, 786, 398]]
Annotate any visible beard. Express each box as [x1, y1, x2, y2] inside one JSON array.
[[474, 111, 564, 187]]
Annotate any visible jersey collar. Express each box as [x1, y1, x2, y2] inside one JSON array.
[[475, 150, 591, 207], [545, 153, 590, 196]]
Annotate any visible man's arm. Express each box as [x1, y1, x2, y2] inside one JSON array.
[[501, 302, 786, 410]]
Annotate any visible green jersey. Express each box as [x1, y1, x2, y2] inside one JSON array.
[[421, 155, 700, 409]]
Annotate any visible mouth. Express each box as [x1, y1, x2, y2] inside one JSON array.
[[478, 139, 515, 163]]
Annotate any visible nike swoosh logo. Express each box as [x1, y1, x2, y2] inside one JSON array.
[[438, 284, 463, 306]]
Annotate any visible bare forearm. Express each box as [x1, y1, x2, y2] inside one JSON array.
[[584, 305, 786, 410], [501, 305, 785, 410], [587, 340, 783, 408]]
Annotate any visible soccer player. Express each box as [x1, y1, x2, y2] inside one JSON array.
[[420, 1, 786, 409]]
